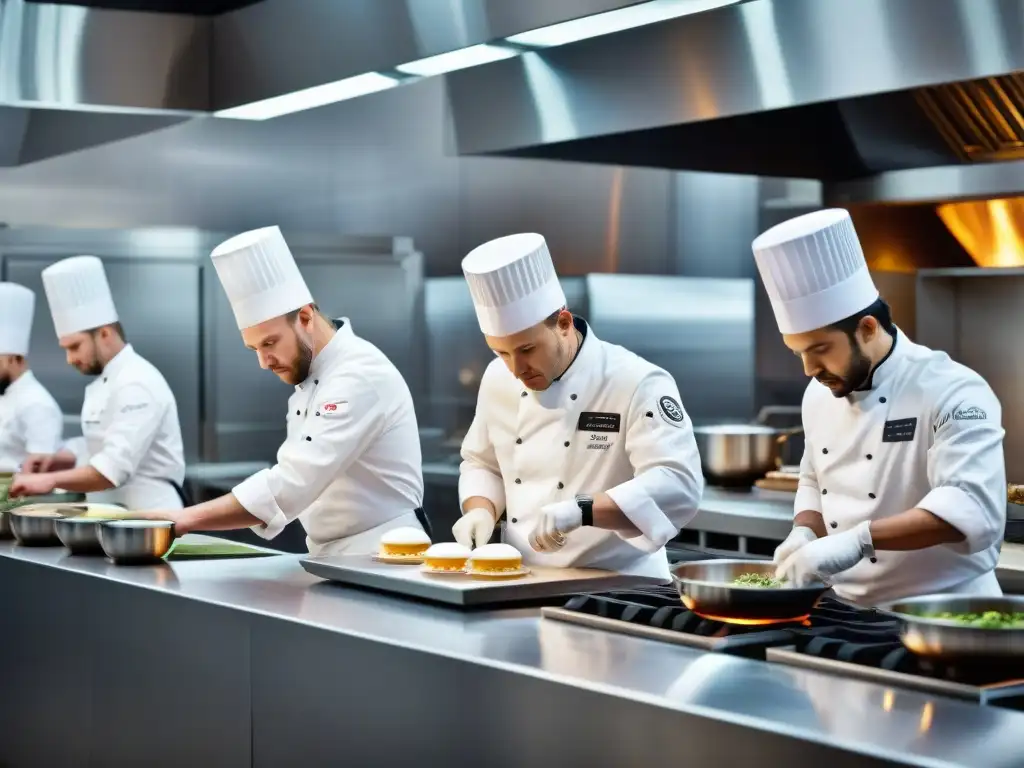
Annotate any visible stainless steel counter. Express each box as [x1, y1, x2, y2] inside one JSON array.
[[0, 542, 1021, 767]]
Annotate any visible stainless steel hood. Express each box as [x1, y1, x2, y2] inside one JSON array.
[[445, 0, 1024, 190]]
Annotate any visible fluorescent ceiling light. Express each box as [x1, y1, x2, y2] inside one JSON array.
[[215, 72, 400, 121], [506, 0, 742, 48], [396, 43, 517, 77]]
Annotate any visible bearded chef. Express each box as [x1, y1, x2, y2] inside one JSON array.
[[452, 233, 704, 580], [139, 226, 426, 556], [0, 283, 63, 473], [8, 256, 187, 510], [755, 209, 1006, 605]]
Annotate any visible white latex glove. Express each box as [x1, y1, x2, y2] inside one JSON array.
[[529, 500, 583, 552], [452, 507, 496, 549], [776, 520, 874, 586], [773, 525, 818, 565]]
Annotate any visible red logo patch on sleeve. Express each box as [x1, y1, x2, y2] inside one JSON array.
[[322, 403, 338, 412]]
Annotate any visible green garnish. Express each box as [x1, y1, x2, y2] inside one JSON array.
[[733, 573, 785, 588], [924, 610, 1024, 629]]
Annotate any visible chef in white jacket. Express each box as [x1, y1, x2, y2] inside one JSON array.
[[754, 209, 1006, 605], [0, 283, 63, 472], [142, 226, 425, 556], [8, 256, 186, 510], [453, 233, 704, 580]]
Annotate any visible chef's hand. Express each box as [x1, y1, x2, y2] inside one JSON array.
[[8, 473, 57, 498], [773, 525, 818, 565], [452, 507, 496, 549], [21, 454, 54, 474], [776, 521, 873, 586], [529, 500, 583, 552]]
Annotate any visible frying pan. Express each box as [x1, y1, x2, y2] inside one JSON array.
[[670, 559, 829, 623], [875, 594, 1024, 659]]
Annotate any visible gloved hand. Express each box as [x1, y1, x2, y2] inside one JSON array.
[[776, 521, 873, 586], [529, 500, 583, 552], [773, 525, 818, 565], [452, 507, 496, 549]]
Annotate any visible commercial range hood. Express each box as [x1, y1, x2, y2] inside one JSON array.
[[445, 0, 1024, 201]]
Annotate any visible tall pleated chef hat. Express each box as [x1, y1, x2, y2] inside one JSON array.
[[461, 233, 566, 337], [41, 256, 120, 339], [751, 208, 879, 335], [210, 226, 313, 330], [0, 283, 35, 356]]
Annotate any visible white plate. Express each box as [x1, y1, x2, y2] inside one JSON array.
[[373, 553, 425, 565], [468, 566, 531, 579]]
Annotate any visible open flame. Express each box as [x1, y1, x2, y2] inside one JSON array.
[[936, 196, 1024, 268]]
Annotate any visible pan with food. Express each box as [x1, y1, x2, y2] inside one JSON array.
[[670, 559, 829, 623], [875, 594, 1024, 659]]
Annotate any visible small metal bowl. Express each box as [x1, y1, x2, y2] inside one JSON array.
[[8, 508, 64, 546], [55, 518, 108, 555], [99, 520, 176, 565], [0, 510, 13, 540]]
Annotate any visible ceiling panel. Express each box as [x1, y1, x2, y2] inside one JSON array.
[[32, 0, 262, 14]]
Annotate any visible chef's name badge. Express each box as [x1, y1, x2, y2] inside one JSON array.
[[577, 412, 621, 433], [882, 417, 917, 443]]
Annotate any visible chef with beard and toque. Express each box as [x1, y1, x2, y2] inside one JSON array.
[[452, 233, 704, 580], [9, 257, 187, 509], [137, 226, 426, 556], [753, 209, 1006, 605], [0, 283, 63, 473]]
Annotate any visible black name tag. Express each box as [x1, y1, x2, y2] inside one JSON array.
[[577, 412, 621, 433], [882, 417, 917, 443]]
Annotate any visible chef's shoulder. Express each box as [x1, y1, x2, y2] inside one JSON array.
[[915, 350, 1002, 433], [600, 343, 689, 422], [111, 354, 174, 405], [323, 334, 412, 412]]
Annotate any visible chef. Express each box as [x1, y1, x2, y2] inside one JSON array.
[[8, 256, 187, 509], [0, 283, 63, 473], [754, 208, 1006, 605], [140, 226, 426, 556], [452, 233, 704, 580]]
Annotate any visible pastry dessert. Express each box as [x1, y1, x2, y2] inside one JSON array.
[[422, 542, 472, 572], [378, 527, 431, 559], [469, 543, 523, 574]]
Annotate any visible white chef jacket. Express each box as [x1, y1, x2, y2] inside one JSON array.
[[796, 329, 1006, 605], [70, 344, 186, 510], [231, 319, 425, 557], [0, 371, 63, 472], [459, 318, 704, 580]]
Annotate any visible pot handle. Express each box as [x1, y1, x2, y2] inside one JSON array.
[[775, 427, 804, 469]]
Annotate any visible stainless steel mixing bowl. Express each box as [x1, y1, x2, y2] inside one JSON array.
[[55, 517, 107, 555], [8, 509, 63, 546], [99, 520, 176, 565]]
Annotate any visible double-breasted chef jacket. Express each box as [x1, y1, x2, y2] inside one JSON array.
[[796, 328, 1006, 605], [231, 319, 425, 557], [0, 372, 63, 472], [70, 344, 186, 510], [459, 318, 704, 580]]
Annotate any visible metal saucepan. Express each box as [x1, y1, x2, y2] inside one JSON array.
[[99, 520, 176, 565], [671, 559, 829, 623], [694, 406, 803, 487], [876, 594, 1024, 660]]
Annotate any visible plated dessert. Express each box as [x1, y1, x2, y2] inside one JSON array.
[[374, 526, 432, 564], [468, 543, 530, 579], [421, 542, 472, 574]]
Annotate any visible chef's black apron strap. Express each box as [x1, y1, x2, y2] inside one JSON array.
[[168, 480, 192, 508], [414, 507, 432, 538]]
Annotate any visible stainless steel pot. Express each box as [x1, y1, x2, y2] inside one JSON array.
[[671, 559, 828, 623], [876, 594, 1024, 659], [99, 520, 176, 565]]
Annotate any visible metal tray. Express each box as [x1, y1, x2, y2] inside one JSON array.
[[300, 554, 666, 607]]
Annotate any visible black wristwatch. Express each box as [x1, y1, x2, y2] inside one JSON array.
[[575, 494, 594, 527]]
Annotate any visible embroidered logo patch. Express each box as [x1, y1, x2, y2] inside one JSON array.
[[657, 395, 684, 425], [322, 403, 338, 412], [953, 406, 987, 421]]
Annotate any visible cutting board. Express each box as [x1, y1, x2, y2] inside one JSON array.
[[163, 540, 278, 561], [755, 470, 799, 493]]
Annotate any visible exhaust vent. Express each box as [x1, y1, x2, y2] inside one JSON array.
[[915, 73, 1024, 163]]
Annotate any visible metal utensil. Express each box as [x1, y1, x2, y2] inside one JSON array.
[[8, 508, 64, 546], [98, 520, 176, 565], [671, 559, 828, 623], [875, 594, 1024, 659], [54, 517, 109, 555], [695, 406, 803, 487]]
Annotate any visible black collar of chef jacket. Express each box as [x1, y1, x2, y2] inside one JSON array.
[[552, 316, 589, 383], [854, 328, 898, 393]]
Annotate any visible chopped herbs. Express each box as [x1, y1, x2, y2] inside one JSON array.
[[733, 573, 784, 588], [925, 611, 1024, 629]]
